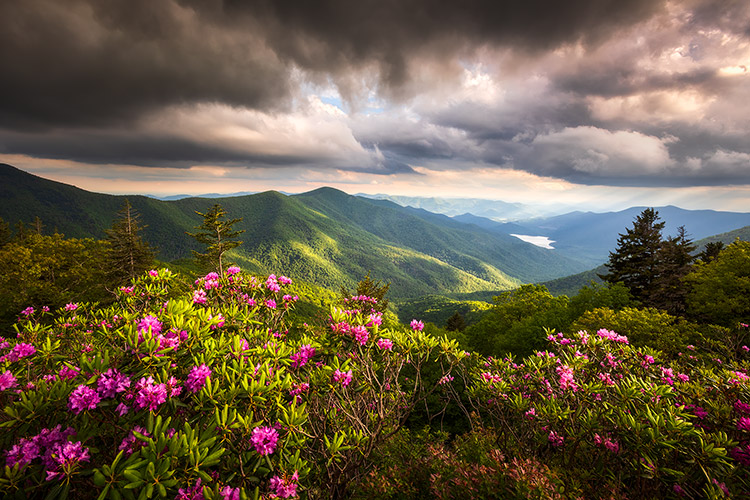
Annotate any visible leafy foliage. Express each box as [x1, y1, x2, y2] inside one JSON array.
[[0, 234, 111, 333], [685, 239, 750, 327]]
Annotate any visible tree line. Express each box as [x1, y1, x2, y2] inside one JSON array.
[[0, 201, 244, 331]]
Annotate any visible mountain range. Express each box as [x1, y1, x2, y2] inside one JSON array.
[[2, 163, 749, 299], [0, 164, 587, 297]]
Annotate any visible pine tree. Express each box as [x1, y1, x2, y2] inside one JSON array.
[[651, 226, 696, 315], [340, 272, 390, 313], [105, 199, 155, 284], [445, 311, 467, 332], [0, 217, 10, 248], [600, 208, 665, 304], [698, 241, 724, 263], [188, 204, 244, 275]]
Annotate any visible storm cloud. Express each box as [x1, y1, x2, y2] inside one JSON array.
[[1, 0, 749, 188]]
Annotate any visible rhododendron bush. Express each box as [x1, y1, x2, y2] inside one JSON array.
[[466, 328, 750, 498], [0, 268, 464, 499]]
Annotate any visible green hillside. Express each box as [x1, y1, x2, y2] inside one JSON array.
[[694, 225, 750, 248], [1, 164, 593, 297]]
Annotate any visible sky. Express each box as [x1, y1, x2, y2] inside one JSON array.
[[1, 0, 750, 212]]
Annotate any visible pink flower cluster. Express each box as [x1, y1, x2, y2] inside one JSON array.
[[192, 289, 207, 305], [289, 382, 310, 403], [376, 338, 393, 351], [344, 295, 377, 304], [729, 370, 750, 384], [185, 364, 212, 393], [556, 364, 577, 391], [594, 433, 620, 453], [45, 440, 90, 481], [597, 328, 629, 344], [269, 471, 299, 498], [548, 430, 564, 447], [351, 325, 369, 345], [547, 332, 572, 345], [68, 385, 100, 414], [97, 368, 131, 398], [251, 426, 279, 455], [333, 369, 353, 387], [5, 425, 77, 472], [290, 345, 316, 368], [410, 319, 425, 331], [134, 376, 168, 411], [0, 370, 17, 391], [176, 478, 205, 500], [118, 426, 151, 456], [0, 342, 37, 363]]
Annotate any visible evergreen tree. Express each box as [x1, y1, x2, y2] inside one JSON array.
[[600, 208, 665, 304], [105, 199, 155, 284], [340, 272, 390, 313], [445, 311, 467, 332], [698, 241, 724, 263], [188, 204, 244, 275], [32, 216, 44, 235], [651, 226, 696, 316], [0, 217, 10, 248]]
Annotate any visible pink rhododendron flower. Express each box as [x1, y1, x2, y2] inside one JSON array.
[[138, 315, 162, 336], [556, 364, 577, 391], [1, 343, 36, 362], [525, 408, 536, 420], [226, 266, 241, 275], [134, 376, 167, 411], [0, 371, 17, 391], [68, 385, 100, 414], [438, 375, 454, 385], [266, 299, 277, 309], [738, 417, 750, 432], [149, 269, 158, 277], [118, 426, 151, 456], [597, 328, 629, 344], [64, 303, 78, 311], [351, 325, 369, 345], [548, 431, 564, 447], [290, 345, 316, 368], [265, 274, 281, 292], [269, 471, 299, 498], [45, 441, 90, 481], [729, 371, 750, 384], [192, 289, 207, 305], [209, 313, 225, 330], [221, 486, 240, 500], [176, 479, 205, 500], [58, 365, 79, 381], [185, 364, 212, 393], [251, 426, 279, 456], [377, 338, 393, 351], [410, 319, 424, 331], [97, 368, 132, 398], [333, 369, 353, 387]]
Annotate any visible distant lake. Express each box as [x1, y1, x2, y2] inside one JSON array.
[[510, 234, 556, 249]]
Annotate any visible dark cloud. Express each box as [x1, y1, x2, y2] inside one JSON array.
[[0, 0, 290, 130], [0, 0, 666, 130], [1, 0, 749, 189]]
